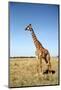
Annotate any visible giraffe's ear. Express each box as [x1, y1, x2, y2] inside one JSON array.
[[25, 27, 27, 30], [25, 25, 27, 30]]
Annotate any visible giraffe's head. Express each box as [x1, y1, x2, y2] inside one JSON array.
[[25, 24, 33, 31]]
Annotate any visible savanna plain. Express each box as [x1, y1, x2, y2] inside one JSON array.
[[9, 57, 59, 87]]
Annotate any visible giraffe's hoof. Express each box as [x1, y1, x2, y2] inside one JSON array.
[[43, 69, 49, 74], [51, 70, 55, 74], [43, 69, 55, 74]]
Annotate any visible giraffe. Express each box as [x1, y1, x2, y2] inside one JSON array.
[[25, 24, 51, 73]]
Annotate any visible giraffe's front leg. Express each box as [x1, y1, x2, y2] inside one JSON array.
[[39, 56, 42, 72], [35, 51, 39, 60], [36, 56, 42, 76], [39, 53, 42, 72]]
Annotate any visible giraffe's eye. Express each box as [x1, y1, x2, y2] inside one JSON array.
[[27, 27, 29, 30]]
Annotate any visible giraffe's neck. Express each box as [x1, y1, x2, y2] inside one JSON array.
[[31, 29, 43, 50]]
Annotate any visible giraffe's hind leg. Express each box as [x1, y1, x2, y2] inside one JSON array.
[[44, 54, 56, 75], [45, 54, 51, 71]]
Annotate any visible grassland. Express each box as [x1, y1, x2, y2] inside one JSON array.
[[9, 57, 59, 87]]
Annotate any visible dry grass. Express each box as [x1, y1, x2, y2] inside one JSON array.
[[9, 57, 59, 87]]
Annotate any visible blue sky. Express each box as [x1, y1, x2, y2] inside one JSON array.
[[9, 2, 59, 57]]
